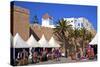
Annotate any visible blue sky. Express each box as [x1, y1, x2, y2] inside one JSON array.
[[12, 1, 97, 31]]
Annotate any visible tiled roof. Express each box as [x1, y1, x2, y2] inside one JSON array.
[[30, 24, 54, 41], [30, 24, 62, 45]]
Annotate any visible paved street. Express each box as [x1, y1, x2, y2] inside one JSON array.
[[28, 57, 97, 66]]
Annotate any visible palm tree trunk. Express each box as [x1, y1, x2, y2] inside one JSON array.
[[64, 39, 68, 58], [62, 31, 68, 58], [73, 38, 77, 59]]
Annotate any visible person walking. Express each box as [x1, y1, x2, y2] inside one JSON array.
[[21, 49, 28, 65]]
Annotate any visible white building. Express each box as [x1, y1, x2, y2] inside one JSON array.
[[41, 13, 55, 28], [64, 17, 94, 30], [33, 13, 94, 30]]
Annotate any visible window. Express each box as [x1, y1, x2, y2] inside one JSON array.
[[71, 20, 73, 22], [78, 23, 80, 26], [81, 23, 83, 27]]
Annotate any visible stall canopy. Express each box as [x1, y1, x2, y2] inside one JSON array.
[[49, 36, 60, 47], [89, 33, 98, 45], [38, 34, 50, 48], [13, 33, 29, 48], [26, 34, 40, 47], [10, 33, 13, 41]]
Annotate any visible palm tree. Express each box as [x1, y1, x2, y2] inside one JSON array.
[[78, 27, 85, 50], [54, 19, 72, 57], [86, 31, 93, 42], [79, 27, 94, 57], [79, 28, 92, 52], [33, 15, 38, 24], [68, 28, 81, 57]]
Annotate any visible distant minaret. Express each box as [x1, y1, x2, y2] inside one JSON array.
[[42, 13, 55, 28]]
